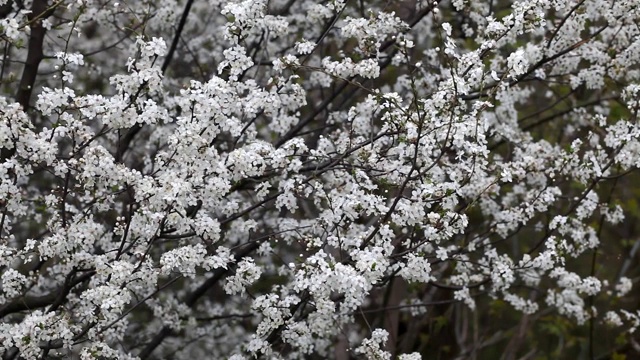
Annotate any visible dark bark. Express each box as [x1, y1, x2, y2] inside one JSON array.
[[16, 0, 56, 110], [1, 0, 55, 163]]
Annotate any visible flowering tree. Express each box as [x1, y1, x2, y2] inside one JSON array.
[[1, 0, 640, 358]]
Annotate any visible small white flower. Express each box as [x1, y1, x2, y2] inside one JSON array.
[[616, 277, 633, 297], [295, 40, 315, 54], [507, 49, 529, 77]]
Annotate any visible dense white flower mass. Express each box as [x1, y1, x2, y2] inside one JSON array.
[[1, 0, 640, 359]]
